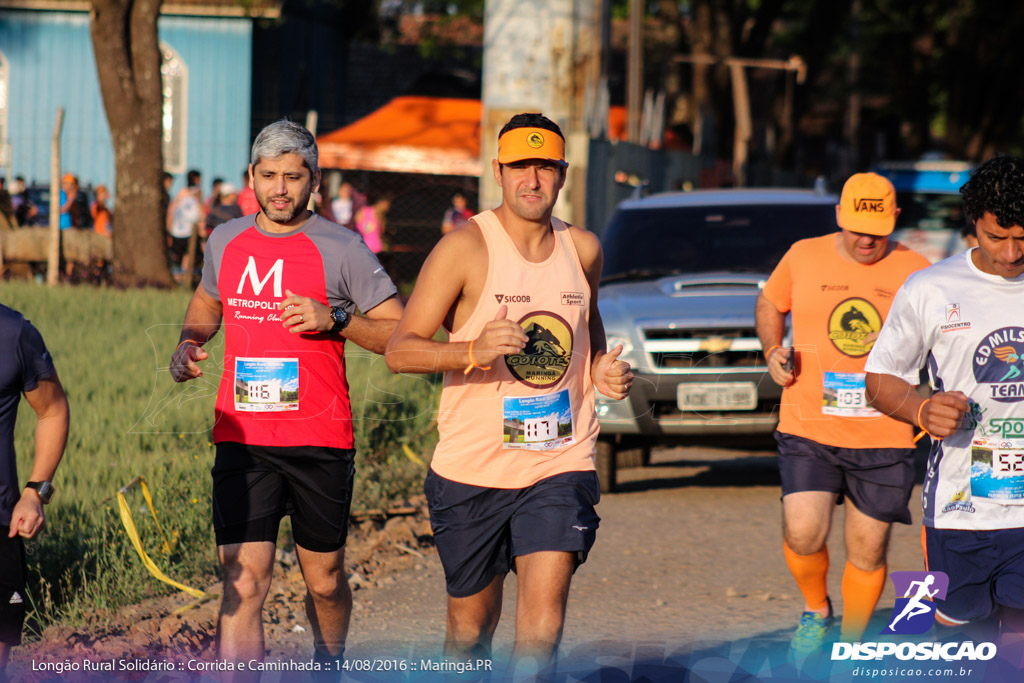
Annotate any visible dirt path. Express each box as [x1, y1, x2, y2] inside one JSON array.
[[12, 444, 938, 681], [343, 444, 927, 657]]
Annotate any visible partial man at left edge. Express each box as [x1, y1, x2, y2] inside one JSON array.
[[0, 305, 70, 680]]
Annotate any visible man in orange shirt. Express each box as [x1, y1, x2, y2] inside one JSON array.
[[386, 113, 632, 673], [755, 173, 930, 656]]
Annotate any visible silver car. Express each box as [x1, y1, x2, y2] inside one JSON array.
[[595, 188, 839, 491]]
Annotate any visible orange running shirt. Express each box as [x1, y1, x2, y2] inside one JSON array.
[[762, 233, 930, 448], [429, 210, 599, 489]]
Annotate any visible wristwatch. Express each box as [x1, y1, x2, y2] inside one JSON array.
[[25, 481, 55, 504], [329, 306, 351, 334]]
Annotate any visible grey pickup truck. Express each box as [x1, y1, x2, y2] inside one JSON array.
[[594, 188, 839, 491]]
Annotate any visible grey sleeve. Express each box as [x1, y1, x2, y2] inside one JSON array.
[[201, 231, 227, 301], [334, 239, 399, 313]]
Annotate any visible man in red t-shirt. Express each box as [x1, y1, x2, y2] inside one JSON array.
[[169, 121, 402, 676], [756, 173, 929, 656], [236, 168, 261, 216]]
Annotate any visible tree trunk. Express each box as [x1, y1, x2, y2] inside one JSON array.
[[90, 0, 174, 288]]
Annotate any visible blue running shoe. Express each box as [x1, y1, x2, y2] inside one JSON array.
[[789, 599, 834, 656]]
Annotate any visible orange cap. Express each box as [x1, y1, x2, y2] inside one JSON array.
[[497, 127, 568, 168], [837, 172, 898, 236], [61, 173, 76, 185]]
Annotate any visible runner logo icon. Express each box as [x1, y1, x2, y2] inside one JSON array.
[[882, 571, 949, 635]]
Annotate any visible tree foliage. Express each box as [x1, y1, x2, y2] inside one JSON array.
[[648, 0, 1024, 169]]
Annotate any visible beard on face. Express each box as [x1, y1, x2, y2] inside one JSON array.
[[257, 188, 311, 224]]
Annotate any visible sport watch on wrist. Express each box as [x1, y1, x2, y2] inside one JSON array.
[[329, 306, 351, 334], [25, 481, 54, 504]]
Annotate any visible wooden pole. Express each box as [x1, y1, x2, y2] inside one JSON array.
[[626, 0, 642, 143], [730, 63, 751, 187], [305, 110, 318, 212], [47, 107, 65, 287]]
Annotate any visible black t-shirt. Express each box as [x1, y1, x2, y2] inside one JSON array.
[[0, 306, 55, 524]]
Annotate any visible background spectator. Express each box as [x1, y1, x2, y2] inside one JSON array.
[[205, 182, 242, 233], [330, 181, 365, 231], [167, 169, 204, 280], [205, 177, 224, 213], [59, 174, 91, 230], [0, 178, 16, 231], [12, 177, 36, 227], [91, 185, 113, 237], [237, 168, 260, 215], [441, 191, 473, 234], [354, 194, 390, 254]]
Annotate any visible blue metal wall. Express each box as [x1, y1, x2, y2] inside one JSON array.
[[0, 9, 252, 199]]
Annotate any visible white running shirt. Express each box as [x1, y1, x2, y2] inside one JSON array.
[[866, 248, 1024, 530]]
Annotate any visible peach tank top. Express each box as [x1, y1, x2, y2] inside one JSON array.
[[430, 209, 599, 488]]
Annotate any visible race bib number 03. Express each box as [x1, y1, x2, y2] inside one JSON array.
[[234, 357, 300, 412], [970, 437, 1024, 504], [821, 372, 881, 417], [502, 388, 575, 451]]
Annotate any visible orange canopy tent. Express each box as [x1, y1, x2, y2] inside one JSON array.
[[316, 96, 483, 176]]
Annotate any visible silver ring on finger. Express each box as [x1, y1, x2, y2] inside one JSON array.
[[299, 314, 304, 323]]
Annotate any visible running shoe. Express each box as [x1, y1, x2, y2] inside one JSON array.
[[789, 598, 834, 656]]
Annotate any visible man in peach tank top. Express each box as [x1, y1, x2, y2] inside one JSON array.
[[387, 113, 633, 673], [755, 172, 929, 658]]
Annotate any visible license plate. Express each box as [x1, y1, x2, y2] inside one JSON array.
[[677, 382, 758, 411]]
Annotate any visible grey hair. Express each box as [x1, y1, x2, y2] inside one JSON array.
[[250, 120, 319, 174]]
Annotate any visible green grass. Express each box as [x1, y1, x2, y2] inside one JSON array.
[[0, 281, 440, 633]]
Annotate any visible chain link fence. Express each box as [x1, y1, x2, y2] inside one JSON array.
[[321, 169, 479, 292]]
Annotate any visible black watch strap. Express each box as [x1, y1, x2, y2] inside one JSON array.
[[25, 481, 54, 504], [330, 307, 351, 334]]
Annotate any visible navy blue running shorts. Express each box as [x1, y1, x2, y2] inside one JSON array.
[[924, 526, 1024, 624], [775, 431, 915, 524], [425, 469, 600, 598], [0, 529, 26, 645], [212, 442, 356, 552]]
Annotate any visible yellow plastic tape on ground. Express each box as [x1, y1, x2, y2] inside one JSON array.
[[117, 476, 208, 599], [402, 444, 425, 467]]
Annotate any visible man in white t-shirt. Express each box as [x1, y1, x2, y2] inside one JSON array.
[[866, 155, 1024, 643], [167, 169, 205, 279]]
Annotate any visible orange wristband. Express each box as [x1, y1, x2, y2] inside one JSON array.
[[914, 398, 939, 443], [764, 344, 781, 359], [463, 339, 492, 375], [176, 338, 202, 352]]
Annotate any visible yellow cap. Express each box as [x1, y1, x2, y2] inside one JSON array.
[[838, 172, 898, 236], [497, 127, 568, 168]]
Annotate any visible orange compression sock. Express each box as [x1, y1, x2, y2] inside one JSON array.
[[840, 562, 886, 641], [783, 542, 830, 612]]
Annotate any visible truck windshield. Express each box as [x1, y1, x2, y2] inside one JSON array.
[[602, 204, 837, 280]]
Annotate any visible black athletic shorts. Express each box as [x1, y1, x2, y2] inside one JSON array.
[[776, 431, 915, 525], [211, 442, 356, 552], [425, 469, 600, 598], [0, 529, 26, 645], [924, 526, 1024, 624], [168, 235, 190, 263]]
